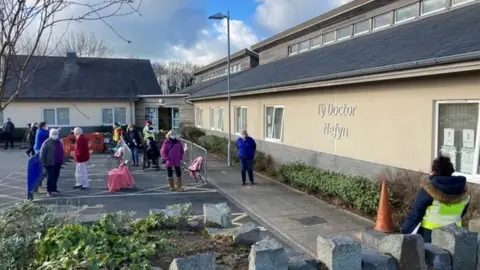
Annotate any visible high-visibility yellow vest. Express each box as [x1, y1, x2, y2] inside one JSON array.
[[421, 195, 470, 230]]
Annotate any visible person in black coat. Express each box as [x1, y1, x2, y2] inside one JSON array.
[[401, 155, 470, 243], [25, 122, 38, 157], [126, 124, 142, 166], [2, 117, 15, 150]]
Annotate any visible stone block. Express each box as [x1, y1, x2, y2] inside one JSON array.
[[206, 227, 234, 237], [432, 224, 478, 270], [316, 235, 361, 270], [203, 202, 233, 228], [361, 246, 398, 270], [424, 243, 451, 270], [232, 222, 261, 246], [362, 231, 426, 270], [169, 252, 215, 270], [249, 237, 288, 270]]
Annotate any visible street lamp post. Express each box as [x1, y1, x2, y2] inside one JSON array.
[[209, 11, 232, 166]]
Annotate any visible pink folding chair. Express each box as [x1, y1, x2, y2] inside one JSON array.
[[186, 156, 206, 186]]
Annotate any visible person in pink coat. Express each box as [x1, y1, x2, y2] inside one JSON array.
[[160, 130, 184, 192]]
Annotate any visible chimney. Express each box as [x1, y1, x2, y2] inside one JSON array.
[[66, 49, 76, 65]]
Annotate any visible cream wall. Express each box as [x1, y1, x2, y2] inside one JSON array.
[[193, 72, 480, 173], [2, 101, 135, 127]]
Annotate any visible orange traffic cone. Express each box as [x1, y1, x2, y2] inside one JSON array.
[[374, 179, 395, 233]]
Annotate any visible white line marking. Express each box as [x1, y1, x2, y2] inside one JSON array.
[[232, 213, 248, 223], [0, 199, 22, 208], [33, 190, 217, 201], [0, 164, 28, 184], [0, 184, 25, 191], [0, 194, 24, 200]]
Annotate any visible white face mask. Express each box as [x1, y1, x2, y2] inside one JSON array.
[[241, 135, 246, 140], [170, 135, 177, 140], [51, 135, 59, 140]]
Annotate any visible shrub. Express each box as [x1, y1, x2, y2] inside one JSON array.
[[180, 125, 205, 143], [278, 163, 380, 215]]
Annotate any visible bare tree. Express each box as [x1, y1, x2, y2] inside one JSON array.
[[58, 31, 113, 57], [0, 0, 142, 112], [153, 61, 197, 94]]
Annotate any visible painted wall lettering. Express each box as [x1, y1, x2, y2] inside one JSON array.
[[318, 104, 357, 140]]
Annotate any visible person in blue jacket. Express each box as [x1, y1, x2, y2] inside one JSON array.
[[401, 155, 470, 243], [34, 122, 50, 153], [236, 130, 256, 185]]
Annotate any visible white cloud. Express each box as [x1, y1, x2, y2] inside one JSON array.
[[167, 19, 260, 67], [254, 0, 353, 33]]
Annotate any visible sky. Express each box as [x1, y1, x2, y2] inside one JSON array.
[[40, 0, 352, 66]]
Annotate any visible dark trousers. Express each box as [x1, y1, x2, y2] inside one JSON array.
[[26, 142, 35, 156], [3, 133, 13, 149], [240, 158, 254, 184], [46, 163, 61, 192]]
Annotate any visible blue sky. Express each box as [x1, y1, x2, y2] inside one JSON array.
[[51, 0, 348, 65]]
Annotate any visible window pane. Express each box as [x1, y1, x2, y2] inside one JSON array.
[[354, 19, 370, 35], [437, 103, 479, 174], [395, 4, 418, 23], [299, 40, 309, 52], [273, 108, 284, 140], [241, 108, 248, 131], [114, 108, 126, 124], [56, 108, 70, 126], [338, 25, 353, 40], [289, 44, 298, 55], [265, 107, 274, 139], [218, 108, 223, 130], [453, 0, 472, 5], [323, 31, 335, 44], [311, 36, 322, 48], [373, 13, 392, 29], [0, 111, 3, 126], [421, 0, 446, 14], [199, 109, 203, 126], [102, 109, 113, 125], [43, 109, 56, 125], [236, 107, 241, 133], [210, 107, 214, 129]]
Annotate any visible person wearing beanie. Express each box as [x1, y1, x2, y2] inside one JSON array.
[[39, 129, 64, 197]]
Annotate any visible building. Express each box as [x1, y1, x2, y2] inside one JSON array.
[[1, 51, 188, 135], [184, 0, 480, 183]]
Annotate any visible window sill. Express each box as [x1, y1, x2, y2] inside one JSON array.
[[265, 138, 283, 144], [453, 172, 480, 184], [421, 7, 446, 17]]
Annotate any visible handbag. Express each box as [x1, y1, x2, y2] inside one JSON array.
[[161, 141, 176, 164]]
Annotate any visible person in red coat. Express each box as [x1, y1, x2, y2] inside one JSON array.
[[73, 127, 90, 189]]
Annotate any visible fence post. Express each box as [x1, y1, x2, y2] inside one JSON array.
[[204, 148, 208, 181]]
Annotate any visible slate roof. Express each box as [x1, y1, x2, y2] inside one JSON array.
[[189, 3, 480, 99], [5, 55, 161, 100], [175, 75, 228, 95]]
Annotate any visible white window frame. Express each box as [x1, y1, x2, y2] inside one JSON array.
[[420, 0, 447, 16], [323, 31, 336, 45], [354, 19, 371, 36], [264, 105, 285, 143], [394, 3, 419, 24], [299, 40, 310, 53], [310, 35, 322, 49], [289, 44, 299, 55], [196, 107, 203, 127], [101, 107, 127, 126], [41, 108, 71, 127], [373, 12, 393, 31], [210, 106, 215, 130], [217, 107, 224, 131], [235, 106, 248, 135], [434, 100, 480, 184], [452, 0, 475, 7], [337, 25, 353, 41]]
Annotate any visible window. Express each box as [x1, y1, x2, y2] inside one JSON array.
[[210, 107, 215, 130], [452, 0, 474, 6], [0, 110, 3, 126], [354, 19, 370, 35], [196, 107, 203, 127], [289, 44, 299, 55], [373, 12, 392, 30], [102, 108, 126, 126], [265, 106, 284, 142], [436, 101, 480, 180], [235, 106, 247, 134], [338, 25, 353, 40], [311, 36, 322, 48], [218, 107, 224, 131], [43, 108, 70, 126], [299, 40, 310, 52], [395, 3, 418, 23], [323, 31, 336, 45], [421, 0, 446, 15]]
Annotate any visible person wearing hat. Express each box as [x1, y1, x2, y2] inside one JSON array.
[[39, 129, 64, 197]]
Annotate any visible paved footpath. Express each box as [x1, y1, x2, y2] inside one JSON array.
[[206, 154, 374, 258]]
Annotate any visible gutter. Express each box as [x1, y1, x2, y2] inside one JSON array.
[[137, 94, 189, 98], [187, 51, 480, 101]]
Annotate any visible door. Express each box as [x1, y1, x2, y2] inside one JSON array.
[[171, 107, 180, 134], [145, 107, 158, 129]]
